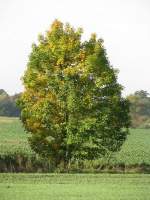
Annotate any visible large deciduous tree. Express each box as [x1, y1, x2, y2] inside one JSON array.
[[18, 20, 130, 167]]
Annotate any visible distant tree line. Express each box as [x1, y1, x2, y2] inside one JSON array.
[[0, 88, 150, 128], [127, 90, 150, 128], [0, 89, 20, 117]]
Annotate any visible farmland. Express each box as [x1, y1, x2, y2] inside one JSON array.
[[0, 173, 150, 200], [0, 117, 150, 199], [0, 117, 150, 172], [0, 117, 33, 155]]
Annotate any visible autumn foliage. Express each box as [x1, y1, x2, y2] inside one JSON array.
[[18, 20, 130, 167]]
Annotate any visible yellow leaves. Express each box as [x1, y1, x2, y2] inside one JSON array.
[[32, 122, 42, 129], [37, 74, 47, 86], [21, 89, 36, 104], [26, 119, 42, 132], [95, 72, 113, 87], [50, 19, 63, 31], [60, 80, 64, 85], [63, 67, 76, 76], [90, 33, 97, 41], [46, 92, 57, 102], [79, 50, 86, 62], [84, 94, 92, 107], [56, 58, 64, 66], [63, 64, 85, 77]]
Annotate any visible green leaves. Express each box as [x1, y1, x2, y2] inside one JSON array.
[[19, 20, 130, 167]]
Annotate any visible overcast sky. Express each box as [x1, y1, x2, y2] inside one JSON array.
[[0, 0, 150, 96]]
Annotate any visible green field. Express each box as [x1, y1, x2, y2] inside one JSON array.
[[0, 117, 150, 166], [0, 118, 150, 199], [0, 173, 150, 200], [0, 117, 33, 156], [116, 128, 150, 165]]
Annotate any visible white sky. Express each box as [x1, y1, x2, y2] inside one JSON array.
[[0, 0, 150, 96]]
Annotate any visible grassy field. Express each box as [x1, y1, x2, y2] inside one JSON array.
[[0, 173, 150, 200], [0, 118, 150, 199], [116, 129, 150, 165], [0, 117, 150, 164], [0, 117, 150, 172], [0, 117, 33, 155]]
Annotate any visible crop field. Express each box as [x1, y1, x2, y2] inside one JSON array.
[[116, 129, 150, 165], [0, 173, 150, 200], [0, 117, 33, 156], [0, 117, 150, 199], [0, 117, 150, 167]]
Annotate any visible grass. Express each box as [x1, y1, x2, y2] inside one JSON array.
[[116, 129, 150, 165], [0, 117, 150, 172], [0, 117, 33, 155], [0, 118, 150, 199], [0, 173, 150, 200]]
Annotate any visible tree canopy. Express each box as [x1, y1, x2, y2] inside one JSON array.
[[0, 89, 20, 117], [18, 20, 130, 167], [127, 90, 150, 128]]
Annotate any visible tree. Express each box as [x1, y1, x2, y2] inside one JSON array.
[[18, 20, 130, 167], [0, 89, 20, 117], [127, 90, 150, 128]]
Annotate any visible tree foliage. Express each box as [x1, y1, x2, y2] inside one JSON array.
[[127, 90, 150, 128], [18, 20, 130, 166], [0, 89, 20, 117]]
